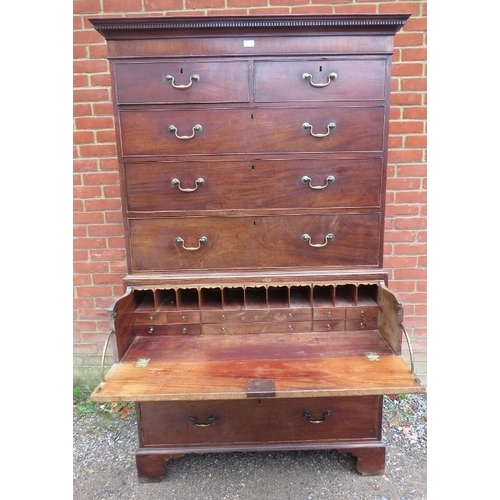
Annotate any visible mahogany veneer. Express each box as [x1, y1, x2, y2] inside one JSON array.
[[89, 13, 424, 482]]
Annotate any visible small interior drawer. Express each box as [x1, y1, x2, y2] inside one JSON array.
[[313, 319, 345, 332], [134, 312, 168, 325]]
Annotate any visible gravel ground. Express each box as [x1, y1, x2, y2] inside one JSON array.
[[73, 394, 427, 500]]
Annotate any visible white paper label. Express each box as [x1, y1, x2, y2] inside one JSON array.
[[243, 40, 255, 47]]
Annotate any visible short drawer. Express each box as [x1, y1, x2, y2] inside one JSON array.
[[313, 308, 346, 321], [128, 213, 382, 272], [134, 325, 169, 335], [113, 61, 249, 104], [138, 396, 381, 447], [345, 306, 379, 321], [345, 318, 378, 331], [313, 319, 345, 332], [119, 106, 384, 156], [254, 58, 387, 102], [123, 157, 383, 212], [134, 311, 168, 325], [166, 311, 201, 324]]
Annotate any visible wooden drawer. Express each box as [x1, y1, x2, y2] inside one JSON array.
[[128, 213, 381, 271], [346, 318, 378, 331], [166, 311, 200, 324], [313, 308, 346, 321], [114, 61, 249, 104], [313, 319, 345, 332], [124, 158, 383, 212], [345, 306, 379, 321], [201, 308, 312, 323], [254, 59, 387, 102], [134, 311, 167, 325], [134, 324, 168, 335], [138, 396, 381, 446], [119, 107, 385, 156], [135, 324, 201, 336], [202, 321, 311, 335]]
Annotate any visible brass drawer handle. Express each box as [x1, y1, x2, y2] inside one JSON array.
[[165, 73, 200, 89], [175, 236, 208, 251], [171, 177, 205, 192], [302, 122, 336, 137], [169, 124, 203, 140], [301, 175, 335, 190], [302, 233, 334, 247], [303, 410, 331, 424], [187, 415, 215, 428], [302, 72, 338, 88]]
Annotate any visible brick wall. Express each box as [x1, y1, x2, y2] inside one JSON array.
[[73, 0, 427, 385]]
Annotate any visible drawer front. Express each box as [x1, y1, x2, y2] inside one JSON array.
[[313, 319, 345, 332], [124, 158, 383, 212], [128, 214, 381, 271], [345, 306, 379, 321], [166, 311, 201, 324], [114, 61, 250, 104], [313, 308, 346, 321], [345, 318, 378, 331], [202, 321, 311, 335], [134, 325, 169, 335], [134, 311, 168, 325], [254, 59, 387, 102], [138, 396, 381, 446], [119, 107, 384, 156], [135, 324, 201, 336], [201, 308, 312, 323]]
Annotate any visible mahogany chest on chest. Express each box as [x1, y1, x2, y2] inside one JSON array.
[[89, 14, 424, 481]]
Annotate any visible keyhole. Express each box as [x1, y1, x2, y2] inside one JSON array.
[[251, 113, 254, 119], [180, 67, 184, 74], [319, 65, 323, 72], [251, 165, 255, 172]]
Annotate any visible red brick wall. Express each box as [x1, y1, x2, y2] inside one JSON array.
[[73, 0, 427, 385]]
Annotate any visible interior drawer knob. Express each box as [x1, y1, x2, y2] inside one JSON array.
[[302, 71, 338, 88], [303, 410, 332, 424], [187, 415, 215, 428], [302, 233, 334, 248]]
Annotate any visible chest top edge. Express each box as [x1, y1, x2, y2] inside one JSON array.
[[89, 14, 410, 41]]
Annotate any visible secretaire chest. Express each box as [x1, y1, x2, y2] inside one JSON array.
[[89, 14, 424, 481]]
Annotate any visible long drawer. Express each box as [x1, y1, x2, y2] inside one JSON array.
[[124, 157, 383, 212], [138, 396, 381, 446], [128, 213, 381, 271], [254, 59, 387, 102], [119, 107, 385, 156], [114, 61, 250, 104]]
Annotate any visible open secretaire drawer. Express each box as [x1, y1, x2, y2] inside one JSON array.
[[91, 280, 424, 403]]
